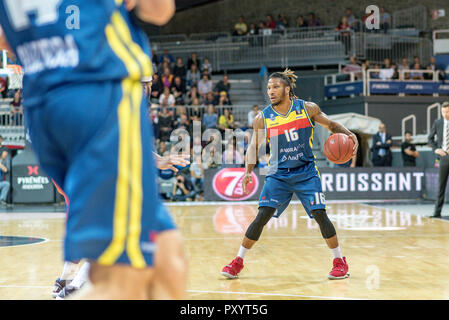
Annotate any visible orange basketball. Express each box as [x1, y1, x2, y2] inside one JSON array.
[[324, 133, 354, 164]]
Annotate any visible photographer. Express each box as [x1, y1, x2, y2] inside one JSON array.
[[170, 173, 196, 201]]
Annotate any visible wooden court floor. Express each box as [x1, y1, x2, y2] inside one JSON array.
[[1, 202, 449, 300]]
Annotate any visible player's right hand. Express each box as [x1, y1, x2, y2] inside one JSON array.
[[242, 173, 252, 194]]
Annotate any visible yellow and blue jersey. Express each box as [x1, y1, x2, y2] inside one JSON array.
[[0, 0, 153, 107], [262, 98, 315, 173]]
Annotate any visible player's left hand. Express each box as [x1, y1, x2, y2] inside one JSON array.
[[156, 153, 190, 172], [349, 133, 358, 156]]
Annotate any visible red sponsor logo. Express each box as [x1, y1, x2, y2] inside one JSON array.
[[27, 165, 39, 176], [212, 168, 259, 201]]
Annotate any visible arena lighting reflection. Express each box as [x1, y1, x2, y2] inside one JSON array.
[[212, 204, 424, 235]]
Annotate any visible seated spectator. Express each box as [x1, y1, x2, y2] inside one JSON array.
[[186, 86, 200, 105], [169, 173, 196, 201], [158, 140, 168, 155], [361, 59, 371, 72], [190, 97, 201, 107], [203, 104, 218, 129], [150, 73, 162, 102], [0, 150, 10, 206], [10, 89, 22, 126], [426, 56, 445, 80], [159, 87, 176, 107], [233, 16, 248, 36], [202, 145, 221, 169], [201, 57, 213, 74], [158, 106, 174, 141], [380, 7, 391, 33], [410, 56, 421, 69], [173, 57, 187, 80], [379, 58, 394, 80], [371, 63, 381, 79], [186, 64, 201, 88], [0, 76, 7, 99], [176, 113, 192, 135], [265, 15, 276, 29], [398, 57, 410, 80], [345, 8, 356, 28], [247, 23, 258, 36], [410, 63, 424, 80], [222, 137, 244, 166], [336, 16, 351, 55], [159, 49, 174, 65], [306, 12, 321, 27], [198, 73, 213, 99], [187, 52, 201, 71], [170, 76, 186, 105], [248, 105, 259, 128], [214, 74, 231, 96], [218, 108, 236, 131], [296, 15, 307, 28], [215, 91, 232, 106], [258, 21, 267, 34], [189, 162, 205, 200], [161, 67, 174, 89], [203, 91, 216, 106], [276, 13, 289, 30], [391, 63, 400, 80], [342, 56, 362, 79]]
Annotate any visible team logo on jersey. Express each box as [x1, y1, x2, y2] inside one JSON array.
[[270, 114, 275, 121], [212, 168, 259, 201]]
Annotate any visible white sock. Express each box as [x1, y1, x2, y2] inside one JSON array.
[[330, 246, 343, 259], [68, 261, 90, 289], [237, 246, 249, 259], [60, 261, 79, 280]]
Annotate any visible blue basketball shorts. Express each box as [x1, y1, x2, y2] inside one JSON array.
[[24, 79, 176, 268], [259, 162, 326, 218]]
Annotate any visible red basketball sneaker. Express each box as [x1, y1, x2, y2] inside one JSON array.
[[221, 257, 244, 279], [328, 257, 350, 280]]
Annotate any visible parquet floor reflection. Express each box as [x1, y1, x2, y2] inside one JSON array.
[[1, 202, 449, 300]]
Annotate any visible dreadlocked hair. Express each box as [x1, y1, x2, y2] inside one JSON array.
[[268, 68, 298, 98]]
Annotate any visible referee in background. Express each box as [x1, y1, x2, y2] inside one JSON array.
[[428, 101, 449, 218]]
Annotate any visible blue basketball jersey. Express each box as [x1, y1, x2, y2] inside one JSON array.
[[262, 98, 315, 173], [0, 0, 153, 107]]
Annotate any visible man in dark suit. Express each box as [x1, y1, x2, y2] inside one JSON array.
[[428, 101, 449, 218], [371, 123, 393, 167]]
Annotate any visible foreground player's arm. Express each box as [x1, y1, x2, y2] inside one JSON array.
[[242, 113, 265, 194], [306, 101, 358, 156], [132, 0, 175, 26], [153, 152, 190, 173]]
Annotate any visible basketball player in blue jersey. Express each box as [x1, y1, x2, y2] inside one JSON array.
[[222, 69, 358, 280], [0, 0, 188, 299]]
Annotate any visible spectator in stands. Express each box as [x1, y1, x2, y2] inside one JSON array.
[[214, 74, 231, 96], [276, 13, 289, 30], [401, 131, 419, 167], [426, 56, 446, 81], [345, 8, 356, 28], [342, 56, 362, 79], [158, 141, 168, 156], [161, 66, 174, 89], [187, 52, 201, 70], [248, 23, 258, 36], [198, 73, 213, 99], [410, 63, 424, 80], [265, 15, 276, 29], [186, 64, 201, 88], [0, 76, 7, 99], [170, 173, 196, 201], [370, 63, 380, 79], [170, 76, 186, 105], [218, 108, 236, 132], [10, 89, 22, 126], [203, 104, 218, 129], [258, 21, 267, 34], [223, 136, 244, 166], [176, 113, 193, 137], [190, 97, 201, 107], [398, 57, 410, 80], [410, 56, 422, 69], [371, 122, 393, 167], [0, 150, 10, 206], [173, 57, 187, 81], [379, 58, 394, 80], [203, 91, 216, 106], [158, 106, 174, 142], [306, 12, 321, 27], [201, 57, 213, 74], [295, 16, 307, 29], [159, 49, 174, 65], [202, 145, 221, 169], [216, 91, 232, 106], [159, 87, 176, 107], [248, 105, 260, 128], [361, 59, 371, 72], [391, 63, 400, 80], [233, 16, 248, 36], [0, 135, 8, 156], [336, 16, 352, 55], [186, 86, 200, 105], [380, 7, 391, 33], [189, 162, 204, 201], [150, 73, 162, 102]]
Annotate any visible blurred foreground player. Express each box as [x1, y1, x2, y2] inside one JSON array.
[[0, 0, 188, 299], [222, 69, 357, 280]]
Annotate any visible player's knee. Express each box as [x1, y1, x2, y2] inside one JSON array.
[[311, 209, 336, 239], [245, 206, 276, 241], [155, 230, 187, 278]]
